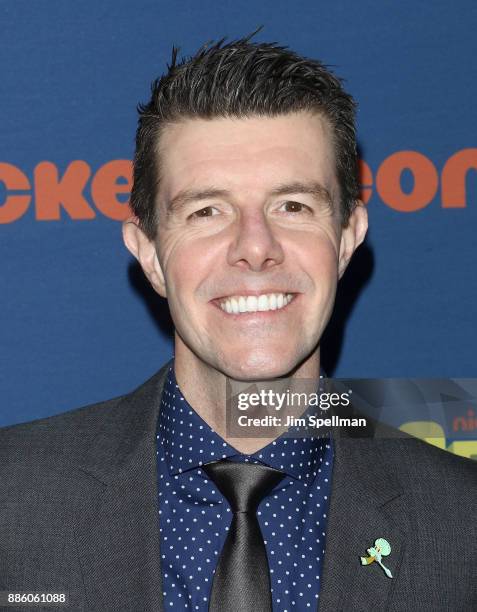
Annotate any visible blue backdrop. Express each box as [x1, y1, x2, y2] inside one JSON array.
[[1, 0, 476, 457]]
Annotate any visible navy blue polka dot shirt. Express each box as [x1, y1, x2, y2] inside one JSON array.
[[156, 365, 334, 611]]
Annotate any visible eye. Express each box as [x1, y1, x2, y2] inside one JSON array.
[[189, 206, 220, 219], [278, 200, 312, 214]]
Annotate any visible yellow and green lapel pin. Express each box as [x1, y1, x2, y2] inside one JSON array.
[[360, 538, 393, 578]]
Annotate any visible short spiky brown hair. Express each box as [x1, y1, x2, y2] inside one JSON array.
[[130, 35, 360, 239]]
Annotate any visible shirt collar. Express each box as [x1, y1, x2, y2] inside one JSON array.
[[158, 364, 330, 484]]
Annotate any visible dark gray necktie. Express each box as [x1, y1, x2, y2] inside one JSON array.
[[203, 459, 286, 612]]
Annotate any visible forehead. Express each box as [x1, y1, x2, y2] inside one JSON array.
[[157, 112, 337, 201]]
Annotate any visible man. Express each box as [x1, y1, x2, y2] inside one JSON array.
[[1, 37, 476, 612]]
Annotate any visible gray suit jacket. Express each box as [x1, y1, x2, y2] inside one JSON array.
[[1, 360, 476, 611]]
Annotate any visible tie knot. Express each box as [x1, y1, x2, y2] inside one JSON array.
[[203, 459, 285, 513]]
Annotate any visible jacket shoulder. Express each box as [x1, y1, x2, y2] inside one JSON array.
[[376, 434, 477, 513], [0, 362, 171, 472]]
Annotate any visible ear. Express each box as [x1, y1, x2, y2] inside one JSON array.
[[337, 201, 368, 279], [122, 216, 167, 298]]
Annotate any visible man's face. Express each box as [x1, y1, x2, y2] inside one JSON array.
[[129, 112, 366, 380]]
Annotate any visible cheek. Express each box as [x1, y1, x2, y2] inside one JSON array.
[[295, 233, 339, 288], [160, 234, 215, 307], [165, 252, 196, 304]]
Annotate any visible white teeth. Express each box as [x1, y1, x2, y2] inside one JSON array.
[[219, 292, 294, 314], [246, 296, 258, 312], [257, 295, 268, 311]]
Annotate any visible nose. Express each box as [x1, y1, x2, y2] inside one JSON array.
[[226, 209, 285, 272]]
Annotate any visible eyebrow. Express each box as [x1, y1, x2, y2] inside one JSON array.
[[269, 181, 334, 207], [166, 181, 334, 215], [167, 188, 230, 215]]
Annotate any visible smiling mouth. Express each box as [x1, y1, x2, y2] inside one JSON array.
[[217, 292, 296, 314]]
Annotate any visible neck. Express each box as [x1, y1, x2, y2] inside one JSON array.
[[173, 338, 321, 454]]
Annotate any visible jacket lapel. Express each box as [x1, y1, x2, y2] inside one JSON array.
[[73, 361, 172, 611], [318, 431, 408, 611]]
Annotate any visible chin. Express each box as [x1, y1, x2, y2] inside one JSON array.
[[218, 349, 300, 382]]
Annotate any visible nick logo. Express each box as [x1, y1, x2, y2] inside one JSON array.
[[0, 148, 476, 223], [453, 409, 477, 433]]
